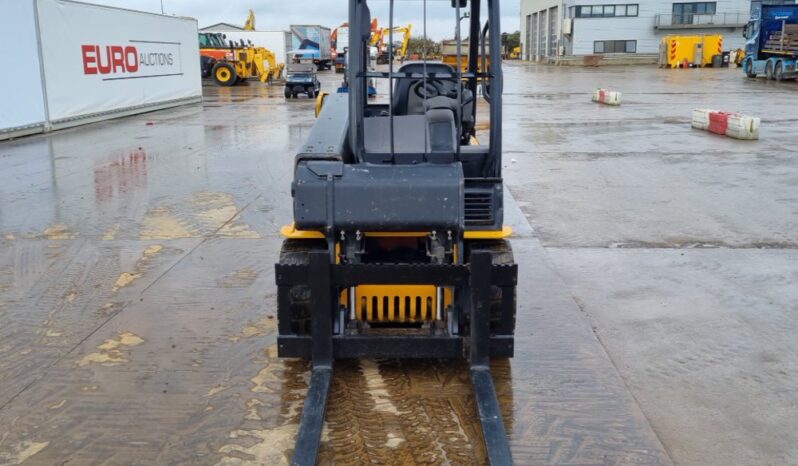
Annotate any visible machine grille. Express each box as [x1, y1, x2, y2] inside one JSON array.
[[464, 190, 494, 226]]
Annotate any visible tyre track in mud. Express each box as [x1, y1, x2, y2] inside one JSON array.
[[320, 359, 500, 465]]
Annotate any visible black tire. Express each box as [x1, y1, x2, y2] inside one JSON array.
[[307, 89, 316, 99], [284, 87, 292, 98], [464, 240, 517, 335], [766, 61, 774, 80], [200, 56, 216, 78], [745, 59, 756, 78], [775, 61, 784, 82], [212, 62, 237, 87], [277, 239, 328, 336]]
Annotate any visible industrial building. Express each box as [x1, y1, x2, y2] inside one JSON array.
[[520, 0, 753, 61]]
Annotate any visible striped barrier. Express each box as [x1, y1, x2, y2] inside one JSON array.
[[692, 108, 760, 140], [592, 88, 622, 106]]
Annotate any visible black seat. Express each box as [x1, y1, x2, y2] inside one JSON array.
[[392, 62, 457, 116]]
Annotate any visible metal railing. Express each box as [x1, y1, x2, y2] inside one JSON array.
[[654, 12, 748, 29]]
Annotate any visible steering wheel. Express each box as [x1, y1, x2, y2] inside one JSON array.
[[412, 79, 445, 99]]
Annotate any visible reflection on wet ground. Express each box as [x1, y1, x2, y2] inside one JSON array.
[[0, 69, 677, 465]]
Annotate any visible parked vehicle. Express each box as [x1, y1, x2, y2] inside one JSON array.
[[199, 32, 284, 86], [276, 1, 515, 465], [284, 64, 321, 98], [332, 24, 349, 73], [742, 5, 798, 80], [289, 25, 332, 71]]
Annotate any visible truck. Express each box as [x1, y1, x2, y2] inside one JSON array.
[[742, 4, 798, 80], [289, 25, 332, 71], [332, 24, 349, 73]]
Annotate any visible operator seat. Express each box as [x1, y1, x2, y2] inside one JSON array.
[[391, 62, 475, 141], [392, 62, 456, 115]]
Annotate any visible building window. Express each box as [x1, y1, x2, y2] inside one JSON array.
[[672, 2, 717, 24], [574, 4, 639, 18], [594, 40, 637, 53]]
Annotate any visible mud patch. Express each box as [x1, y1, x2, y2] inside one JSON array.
[[217, 267, 259, 288], [139, 192, 259, 239], [78, 331, 144, 366], [44, 224, 73, 240], [192, 192, 260, 238], [140, 207, 195, 240], [113, 272, 142, 292], [216, 424, 295, 466], [143, 244, 163, 257], [0, 440, 49, 464], [101, 223, 120, 240], [230, 316, 276, 343], [217, 346, 307, 465]]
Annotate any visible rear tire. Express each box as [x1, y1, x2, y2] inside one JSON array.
[[766, 61, 774, 80], [285, 87, 292, 98], [775, 61, 784, 82], [277, 239, 329, 336], [308, 89, 316, 99], [744, 59, 756, 78], [212, 62, 237, 87]]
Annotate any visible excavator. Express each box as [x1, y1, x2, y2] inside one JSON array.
[[199, 32, 284, 86], [244, 9, 255, 31], [375, 24, 413, 64], [276, 0, 515, 465]]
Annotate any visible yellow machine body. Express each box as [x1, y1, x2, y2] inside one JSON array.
[[282, 224, 509, 324], [662, 34, 724, 67]]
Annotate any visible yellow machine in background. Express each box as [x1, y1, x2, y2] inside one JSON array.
[[509, 46, 521, 59], [661, 34, 724, 68], [375, 24, 412, 64], [442, 39, 490, 72], [199, 32, 284, 86], [244, 10, 256, 31]]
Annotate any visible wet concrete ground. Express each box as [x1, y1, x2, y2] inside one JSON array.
[[0, 64, 794, 465]]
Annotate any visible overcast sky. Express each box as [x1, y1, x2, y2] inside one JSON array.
[[80, 0, 521, 40]]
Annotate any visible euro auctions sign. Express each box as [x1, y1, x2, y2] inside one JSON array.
[[81, 42, 182, 79], [35, 0, 200, 122]]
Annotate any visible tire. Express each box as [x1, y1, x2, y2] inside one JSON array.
[[744, 59, 756, 78], [212, 62, 237, 86], [307, 89, 316, 99], [775, 61, 784, 82], [766, 61, 774, 80], [284, 87, 292, 98], [277, 239, 328, 336], [464, 240, 516, 335]]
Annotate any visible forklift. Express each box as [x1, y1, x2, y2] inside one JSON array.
[[275, 1, 516, 464]]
